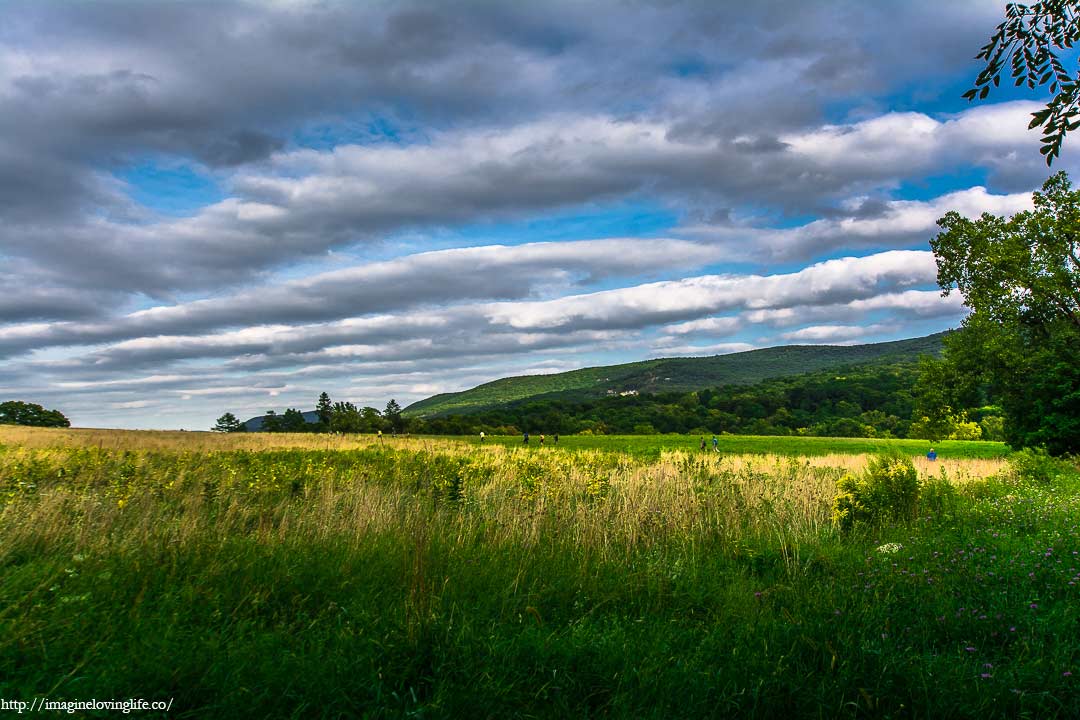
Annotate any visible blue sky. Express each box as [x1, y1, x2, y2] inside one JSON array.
[[0, 0, 1075, 429]]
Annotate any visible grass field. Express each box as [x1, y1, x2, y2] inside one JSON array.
[[464, 432, 1010, 460], [1, 426, 1077, 718]]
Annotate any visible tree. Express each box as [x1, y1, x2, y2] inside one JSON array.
[[931, 172, 1080, 453], [212, 412, 243, 433], [316, 392, 333, 428], [0, 400, 70, 427], [281, 408, 308, 432], [384, 399, 403, 433], [968, 1, 1080, 164], [330, 401, 362, 433], [262, 410, 283, 433]]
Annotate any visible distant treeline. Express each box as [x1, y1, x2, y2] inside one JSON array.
[[419, 360, 1001, 440], [224, 360, 1002, 441]]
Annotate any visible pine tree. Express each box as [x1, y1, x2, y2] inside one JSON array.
[[316, 392, 333, 429], [212, 412, 243, 433]]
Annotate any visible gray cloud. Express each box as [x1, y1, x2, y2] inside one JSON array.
[[0, 237, 714, 357], [19, 250, 941, 376], [0, 0, 1046, 429], [681, 184, 1035, 262], [1, 104, 1046, 304]]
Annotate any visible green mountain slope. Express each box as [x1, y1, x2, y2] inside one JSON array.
[[404, 332, 947, 417]]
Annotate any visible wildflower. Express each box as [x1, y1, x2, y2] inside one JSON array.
[[965, 646, 977, 652], [1064, 671, 1073, 677]]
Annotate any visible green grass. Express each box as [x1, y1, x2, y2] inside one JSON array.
[[405, 332, 946, 416], [0, 429, 1075, 719], [450, 432, 1011, 460]]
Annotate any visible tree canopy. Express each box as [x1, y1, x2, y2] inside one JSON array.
[[212, 412, 244, 433], [930, 172, 1080, 453], [968, 1, 1080, 164], [0, 401, 70, 428]]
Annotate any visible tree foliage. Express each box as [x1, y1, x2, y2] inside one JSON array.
[[212, 412, 243, 433], [414, 360, 987, 440], [384, 399, 403, 433], [968, 1, 1080, 164], [316, 392, 333, 428], [0, 400, 70, 428], [930, 172, 1080, 454]]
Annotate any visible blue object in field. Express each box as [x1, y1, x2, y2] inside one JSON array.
[[927, 449, 937, 461]]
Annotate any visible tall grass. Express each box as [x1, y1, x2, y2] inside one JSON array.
[[0, 427, 1074, 719]]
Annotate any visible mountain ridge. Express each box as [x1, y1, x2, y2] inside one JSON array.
[[404, 332, 948, 418]]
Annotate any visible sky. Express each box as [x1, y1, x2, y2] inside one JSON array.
[[1, 0, 1075, 430]]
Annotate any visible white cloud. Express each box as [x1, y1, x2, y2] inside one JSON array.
[[779, 323, 894, 343], [682, 186, 1034, 261], [486, 250, 937, 330], [663, 316, 744, 336]]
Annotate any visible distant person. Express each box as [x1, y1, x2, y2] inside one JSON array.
[[377, 430, 382, 440], [539, 434, 545, 446], [927, 448, 937, 461], [712, 435, 719, 452], [479, 431, 485, 443], [523, 432, 529, 445], [700, 437, 706, 451], [553, 433, 559, 445]]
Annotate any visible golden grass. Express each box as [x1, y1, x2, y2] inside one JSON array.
[[0, 426, 1010, 569], [0, 425, 447, 452]]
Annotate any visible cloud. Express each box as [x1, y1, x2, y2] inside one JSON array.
[[663, 316, 744, 337], [0, 0, 1053, 429], [648, 340, 757, 357], [485, 250, 938, 331], [2, 102, 1050, 302], [15, 249, 938, 377], [778, 323, 894, 343], [0, 237, 714, 358], [682, 186, 1035, 261], [782, 101, 1053, 190]]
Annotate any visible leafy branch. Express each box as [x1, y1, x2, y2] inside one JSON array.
[[966, 1, 1080, 164]]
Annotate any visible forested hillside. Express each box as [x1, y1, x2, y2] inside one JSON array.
[[420, 358, 1002, 440], [405, 333, 947, 417]]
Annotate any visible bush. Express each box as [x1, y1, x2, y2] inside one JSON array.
[[1008, 447, 1079, 485], [832, 454, 919, 531]]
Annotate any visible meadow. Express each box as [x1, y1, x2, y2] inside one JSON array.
[[0, 426, 1077, 718]]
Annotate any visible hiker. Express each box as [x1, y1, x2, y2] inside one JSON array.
[[523, 432, 529, 445], [539, 434, 545, 446], [479, 431, 485, 443], [553, 433, 559, 445], [700, 437, 706, 451], [712, 435, 719, 452], [927, 448, 937, 461]]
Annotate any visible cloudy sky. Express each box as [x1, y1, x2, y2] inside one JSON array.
[[1, 0, 1073, 429]]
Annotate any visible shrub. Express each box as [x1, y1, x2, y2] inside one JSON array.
[[832, 454, 919, 530], [918, 472, 961, 520], [1008, 447, 1079, 485]]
